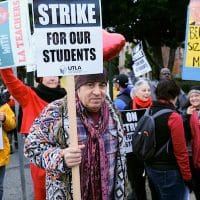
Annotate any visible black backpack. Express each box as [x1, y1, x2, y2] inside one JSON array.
[[132, 108, 174, 161]]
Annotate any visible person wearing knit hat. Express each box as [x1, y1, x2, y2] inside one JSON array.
[[24, 70, 127, 199], [75, 68, 108, 90], [187, 86, 200, 100]]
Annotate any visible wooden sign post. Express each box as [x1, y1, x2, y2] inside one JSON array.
[[31, 1, 103, 199], [64, 76, 81, 200]]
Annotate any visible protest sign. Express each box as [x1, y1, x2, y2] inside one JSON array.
[[120, 109, 146, 154], [32, 0, 103, 76], [32, 1, 102, 199], [0, 1, 14, 67], [182, 0, 200, 81], [132, 42, 151, 77], [0, 0, 31, 68]]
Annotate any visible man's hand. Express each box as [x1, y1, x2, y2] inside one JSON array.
[[63, 144, 85, 168]]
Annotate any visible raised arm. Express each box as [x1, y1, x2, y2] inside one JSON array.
[[0, 68, 32, 107]]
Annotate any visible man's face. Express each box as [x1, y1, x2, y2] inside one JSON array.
[[42, 76, 59, 88], [77, 82, 107, 112], [159, 68, 171, 80]]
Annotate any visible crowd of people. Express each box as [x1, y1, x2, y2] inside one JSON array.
[[0, 66, 199, 200], [113, 68, 200, 200]]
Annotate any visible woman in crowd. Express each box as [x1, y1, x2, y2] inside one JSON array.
[[145, 79, 192, 200], [128, 79, 152, 200], [0, 68, 66, 200], [0, 100, 16, 200], [183, 86, 200, 199]]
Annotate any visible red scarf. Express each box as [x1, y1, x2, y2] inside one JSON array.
[[76, 97, 109, 200], [132, 96, 152, 109]]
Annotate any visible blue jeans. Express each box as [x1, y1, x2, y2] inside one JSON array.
[[0, 166, 5, 200], [145, 166, 189, 200]]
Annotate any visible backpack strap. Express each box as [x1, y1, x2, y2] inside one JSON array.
[[152, 109, 174, 158], [154, 139, 171, 158], [151, 108, 174, 119]]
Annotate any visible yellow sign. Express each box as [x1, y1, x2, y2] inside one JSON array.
[[185, 0, 200, 68]]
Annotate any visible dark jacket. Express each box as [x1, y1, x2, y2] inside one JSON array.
[[146, 101, 192, 181], [113, 85, 132, 110]]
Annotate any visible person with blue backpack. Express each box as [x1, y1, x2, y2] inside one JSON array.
[[145, 79, 192, 200], [113, 74, 132, 110]]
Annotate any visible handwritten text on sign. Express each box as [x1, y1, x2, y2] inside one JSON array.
[[33, 0, 103, 76], [186, 26, 200, 67], [185, 2, 200, 68]]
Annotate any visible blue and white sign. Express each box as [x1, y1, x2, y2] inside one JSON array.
[[0, 0, 31, 68], [0, 1, 14, 67], [33, 0, 103, 76]]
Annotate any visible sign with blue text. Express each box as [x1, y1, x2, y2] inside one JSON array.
[[33, 0, 103, 76]]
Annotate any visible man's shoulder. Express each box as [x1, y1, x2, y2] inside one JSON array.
[[115, 93, 132, 110]]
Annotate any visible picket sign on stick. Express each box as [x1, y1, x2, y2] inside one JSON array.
[[64, 75, 81, 200]]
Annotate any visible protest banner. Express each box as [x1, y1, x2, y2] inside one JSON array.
[[32, 0, 102, 199], [182, 0, 200, 81], [32, 0, 103, 76], [120, 109, 146, 154], [0, 0, 31, 68], [0, 1, 14, 67], [132, 42, 151, 77]]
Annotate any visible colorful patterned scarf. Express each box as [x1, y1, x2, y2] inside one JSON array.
[[132, 96, 152, 109], [76, 97, 109, 200]]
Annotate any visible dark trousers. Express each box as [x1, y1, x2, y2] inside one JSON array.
[[0, 166, 5, 200], [190, 156, 200, 200], [126, 154, 147, 200]]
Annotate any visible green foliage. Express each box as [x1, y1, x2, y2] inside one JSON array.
[[102, 0, 189, 48], [124, 51, 132, 70], [102, 0, 190, 79], [175, 78, 200, 93]]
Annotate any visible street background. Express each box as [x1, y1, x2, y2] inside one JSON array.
[[3, 139, 34, 200]]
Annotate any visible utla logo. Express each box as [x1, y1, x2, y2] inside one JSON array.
[[0, 7, 8, 25]]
